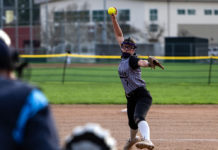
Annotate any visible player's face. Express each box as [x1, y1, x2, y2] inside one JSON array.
[[121, 44, 135, 54]]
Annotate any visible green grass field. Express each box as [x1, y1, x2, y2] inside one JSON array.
[[28, 62, 218, 104]]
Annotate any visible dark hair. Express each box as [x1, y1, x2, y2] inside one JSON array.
[[121, 37, 137, 49]]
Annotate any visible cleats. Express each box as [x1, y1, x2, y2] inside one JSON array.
[[123, 136, 141, 150], [135, 138, 154, 150]]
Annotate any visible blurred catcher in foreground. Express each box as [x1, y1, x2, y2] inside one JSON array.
[[0, 29, 60, 150], [64, 123, 117, 150], [109, 7, 164, 150]]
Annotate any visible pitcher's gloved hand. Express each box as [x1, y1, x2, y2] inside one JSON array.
[[148, 56, 164, 70]]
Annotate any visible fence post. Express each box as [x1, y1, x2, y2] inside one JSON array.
[[62, 54, 67, 84], [208, 56, 213, 85]]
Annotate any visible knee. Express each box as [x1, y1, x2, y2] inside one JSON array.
[[134, 115, 145, 125], [128, 121, 138, 130]]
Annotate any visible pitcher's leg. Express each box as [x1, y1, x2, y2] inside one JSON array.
[[134, 91, 154, 149]]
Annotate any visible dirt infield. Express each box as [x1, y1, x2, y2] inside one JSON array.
[[51, 105, 218, 150]]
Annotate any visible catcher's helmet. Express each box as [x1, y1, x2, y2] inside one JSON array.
[[0, 30, 18, 71], [64, 123, 117, 150]]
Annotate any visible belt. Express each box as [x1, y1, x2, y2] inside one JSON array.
[[125, 91, 135, 98], [125, 87, 145, 98]]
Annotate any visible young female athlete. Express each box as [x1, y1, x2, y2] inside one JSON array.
[[109, 9, 163, 150]]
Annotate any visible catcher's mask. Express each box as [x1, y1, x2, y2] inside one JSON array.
[[0, 30, 19, 71], [121, 37, 137, 50]]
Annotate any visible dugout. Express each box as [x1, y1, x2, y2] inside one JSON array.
[[165, 37, 208, 56]]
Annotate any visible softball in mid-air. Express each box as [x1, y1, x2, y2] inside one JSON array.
[[108, 7, 117, 15]]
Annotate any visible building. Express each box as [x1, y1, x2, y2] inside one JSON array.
[[35, 0, 218, 55], [0, 0, 41, 52], [165, 37, 209, 56]]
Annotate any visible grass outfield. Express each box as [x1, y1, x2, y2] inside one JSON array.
[[28, 63, 218, 104], [37, 82, 218, 104]]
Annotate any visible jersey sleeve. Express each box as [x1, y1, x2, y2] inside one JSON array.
[[22, 106, 60, 150], [129, 55, 140, 69], [13, 89, 60, 150]]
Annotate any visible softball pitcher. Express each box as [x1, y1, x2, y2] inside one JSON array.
[[109, 9, 164, 150]]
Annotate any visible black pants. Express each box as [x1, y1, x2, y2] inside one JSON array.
[[126, 87, 152, 130]]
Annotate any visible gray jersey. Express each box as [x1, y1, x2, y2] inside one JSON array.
[[118, 57, 145, 94]]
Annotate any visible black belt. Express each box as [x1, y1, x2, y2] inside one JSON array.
[[125, 87, 145, 98]]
